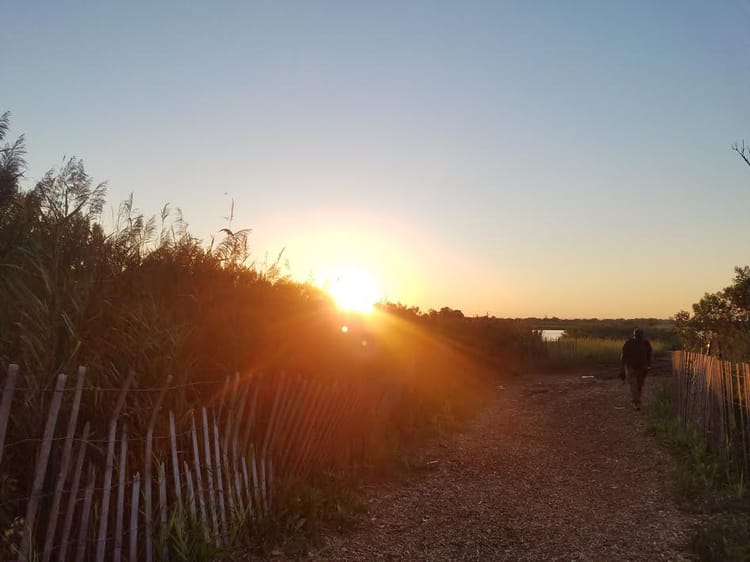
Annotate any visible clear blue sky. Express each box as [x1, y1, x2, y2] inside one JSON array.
[[3, 1, 750, 317]]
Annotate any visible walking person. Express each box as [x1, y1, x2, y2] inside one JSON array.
[[620, 328, 652, 410]]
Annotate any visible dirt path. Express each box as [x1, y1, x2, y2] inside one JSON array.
[[313, 371, 695, 561]]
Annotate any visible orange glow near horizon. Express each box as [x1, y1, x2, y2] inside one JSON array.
[[318, 267, 383, 314]]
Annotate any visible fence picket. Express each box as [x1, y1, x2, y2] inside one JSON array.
[[58, 422, 90, 562], [672, 351, 750, 474], [169, 411, 184, 514], [221, 374, 241, 518], [250, 451, 261, 515], [0, 361, 405, 557], [184, 461, 197, 520], [190, 411, 209, 534], [212, 413, 228, 539], [230, 380, 250, 513], [113, 424, 128, 562], [201, 407, 221, 544], [130, 473, 141, 562], [20, 372, 67, 561], [74, 467, 96, 562], [95, 369, 135, 562], [145, 375, 172, 562], [240, 455, 253, 518], [43, 366, 86, 562], [158, 461, 169, 561]]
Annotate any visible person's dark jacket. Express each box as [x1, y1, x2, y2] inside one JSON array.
[[621, 337, 652, 370]]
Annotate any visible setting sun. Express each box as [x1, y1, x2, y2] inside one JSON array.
[[319, 267, 382, 314]]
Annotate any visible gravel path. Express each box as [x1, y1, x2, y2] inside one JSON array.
[[314, 372, 695, 561]]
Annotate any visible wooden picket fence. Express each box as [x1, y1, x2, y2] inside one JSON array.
[[0, 364, 400, 561], [672, 350, 750, 475]]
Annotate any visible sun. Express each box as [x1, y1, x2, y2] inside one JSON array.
[[319, 267, 382, 314]]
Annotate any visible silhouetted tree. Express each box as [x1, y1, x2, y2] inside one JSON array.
[[675, 267, 750, 360], [0, 111, 26, 205], [733, 139, 750, 169]]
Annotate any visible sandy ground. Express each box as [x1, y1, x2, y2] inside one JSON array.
[[311, 369, 695, 561]]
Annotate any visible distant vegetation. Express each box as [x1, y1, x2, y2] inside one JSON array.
[[674, 142, 750, 363], [675, 266, 750, 362], [529, 318, 678, 346]]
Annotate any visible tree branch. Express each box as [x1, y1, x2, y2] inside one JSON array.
[[732, 140, 750, 168]]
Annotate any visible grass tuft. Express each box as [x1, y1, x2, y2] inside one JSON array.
[[646, 383, 750, 561]]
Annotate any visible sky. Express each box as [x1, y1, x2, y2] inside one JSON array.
[[3, 1, 750, 318]]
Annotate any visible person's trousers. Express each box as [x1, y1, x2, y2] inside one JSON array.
[[625, 366, 648, 405]]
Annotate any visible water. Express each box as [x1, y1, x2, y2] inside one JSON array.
[[541, 329, 566, 341]]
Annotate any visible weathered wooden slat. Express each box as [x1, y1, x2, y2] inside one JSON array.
[[271, 375, 306, 477], [74, 467, 96, 562], [0, 363, 19, 466], [261, 454, 271, 515], [230, 379, 251, 514], [221, 374, 241, 518], [238, 377, 261, 458], [201, 407, 221, 545], [231, 448, 246, 518], [240, 455, 253, 518], [129, 472, 141, 562], [184, 461, 197, 520], [259, 453, 268, 515], [216, 376, 231, 428], [145, 375, 172, 562], [267, 373, 298, 462], [95, 369, 135, 562], [158, 461, 169, 561], [257, 373, 288, 515], [113, 424, 128, 562], [20, 372, 68, 561], [57, 422, 90, 562], [268, 458, 275, 507], [290, 380, 328, 478], [169, 411, 184, 513], [260, 372, 287, 461], [250, 450, 261, 516], [277, 377, 313, 476], [222, 374, 240, 463], [43, 366, 86, 562], [295, 381, 341, 478], [190, 411, 209, 533], [212, 413, 228, 538]]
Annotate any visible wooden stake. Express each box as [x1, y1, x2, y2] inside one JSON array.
[[184, 462, 197, 520], [57, 422, 90, 562], [95, 369, 135, 562], [73, 467, 96, 562], [145, 375, 172, 562], [212, 413, 228, 538], [129, 473, 141, 562], [113, 424, 128, 562], [43, 366, 86, 562], [201, 407, 220, 545], [158, 461, 169, 561], [240, 455, 254, 519], [20, 372, 67, 561], [169, 411, 184, 513], [190, 412, 208, 533]]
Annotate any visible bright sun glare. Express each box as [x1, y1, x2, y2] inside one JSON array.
[[319, 267, 382, 314]]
